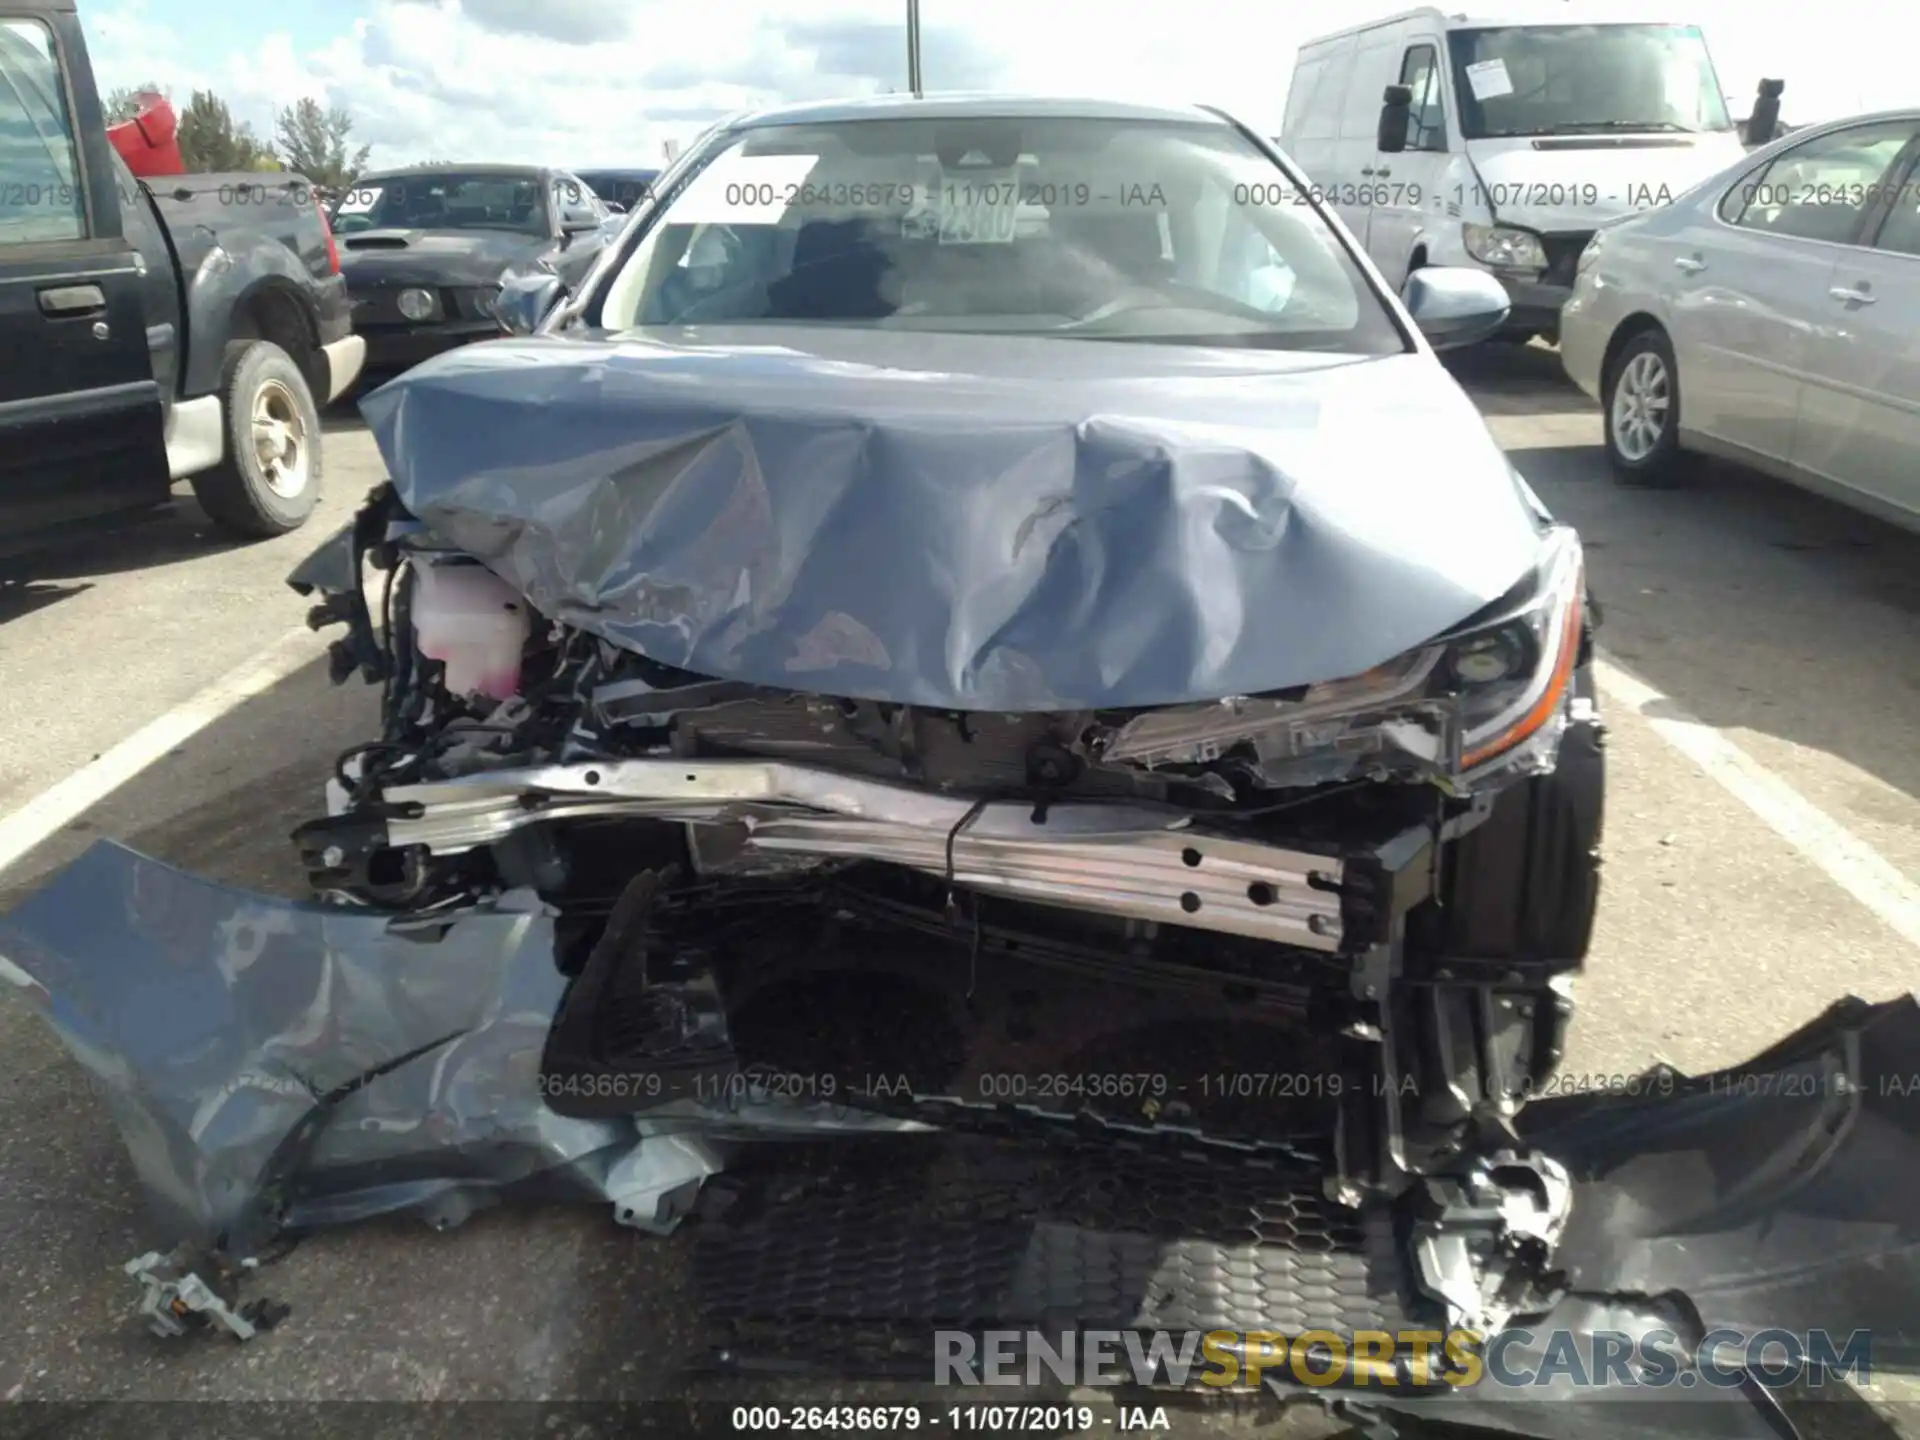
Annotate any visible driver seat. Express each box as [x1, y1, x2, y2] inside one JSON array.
[[766, 220, 897, 320]]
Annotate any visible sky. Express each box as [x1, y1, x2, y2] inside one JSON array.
[[80, 0, 1916, 170]]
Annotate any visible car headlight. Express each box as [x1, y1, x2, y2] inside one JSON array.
[[1463, 223, 1547, 271], [1091, 527, 1586, 780], [1439, 526, 1586, 771], [397, 287, 438, 321]]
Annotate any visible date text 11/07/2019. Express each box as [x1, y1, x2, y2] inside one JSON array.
[[525, 1066, 1911, 1108], [729, 1404, 1173, 1432], [1233, 181, 1679, 210]]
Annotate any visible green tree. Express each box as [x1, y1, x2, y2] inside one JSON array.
[[176, 89, 275, 172], [274, 97, 371, 188], [103, 82, 165, 124]]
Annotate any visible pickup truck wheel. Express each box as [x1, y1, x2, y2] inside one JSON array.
[[190, 340, 322, 537]]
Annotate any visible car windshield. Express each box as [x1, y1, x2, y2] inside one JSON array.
[[330, 172, 550, 235], [593, 115, 1404, 353], [1447, 25, 1732, 139]]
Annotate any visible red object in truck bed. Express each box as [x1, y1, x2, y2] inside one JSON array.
[[107, 93, 184, 177]]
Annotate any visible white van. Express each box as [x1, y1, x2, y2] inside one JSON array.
[[1281, 8, 1751, 341]]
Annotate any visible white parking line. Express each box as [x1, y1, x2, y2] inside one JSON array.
[[1594, 656, 1920, 950], [0, 627, 323, 877]]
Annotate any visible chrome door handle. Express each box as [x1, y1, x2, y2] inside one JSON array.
[[1829, 285, 1875, 304], [38, 283, 106, 315], [1673, 256, 1706, 274], [1360, 167, 1376, 177], [1373, 166, 1392, 177]]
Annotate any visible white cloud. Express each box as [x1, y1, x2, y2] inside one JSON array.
[[81, 0, 1914, 172]]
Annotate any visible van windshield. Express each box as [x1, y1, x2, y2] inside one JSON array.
[[1447, 25, 1732, 139]]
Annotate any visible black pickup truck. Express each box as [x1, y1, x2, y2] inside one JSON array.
[[0, 0, 365, 543]]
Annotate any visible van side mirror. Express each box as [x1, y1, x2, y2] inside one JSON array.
[[1744, 78, 1784, 147], [1378, 84, 1413, 154]]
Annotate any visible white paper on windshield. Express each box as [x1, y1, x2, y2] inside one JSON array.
[[937, 169, 1021, 245], [671, 154, 823, 224], [1464, 58, 1513, 101], [335, 186, 380, 214]]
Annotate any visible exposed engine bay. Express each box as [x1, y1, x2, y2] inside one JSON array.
[[278, 483, 1606, 1343]]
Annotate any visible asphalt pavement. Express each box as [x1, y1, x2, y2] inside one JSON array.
[[0, 347, 1915, 1438]]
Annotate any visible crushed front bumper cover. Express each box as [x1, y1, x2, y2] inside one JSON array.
[[2, 840, 1915, 1440]]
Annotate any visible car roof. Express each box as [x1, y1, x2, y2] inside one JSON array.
[[355, 163, 551, 183], [577, 167, 660, 178], [724, 93, 1228, 133], [1299, 5, 1714, 45], [1737, 106, 1920, 161]]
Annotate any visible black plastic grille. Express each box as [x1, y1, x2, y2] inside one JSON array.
[[694, 1137, 1428, 1339]]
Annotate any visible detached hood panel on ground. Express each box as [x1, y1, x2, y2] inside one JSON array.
[[360, 328, 1548, 711]]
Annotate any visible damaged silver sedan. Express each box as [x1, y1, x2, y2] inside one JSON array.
[[3, 95, 1914, 1439]]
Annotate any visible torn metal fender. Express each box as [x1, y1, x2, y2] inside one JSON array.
[[1521, 993, 1920, 1370]]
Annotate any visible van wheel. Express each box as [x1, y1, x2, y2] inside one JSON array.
[[1602, 327, 1685, 488], [189, 340, 323, 538]]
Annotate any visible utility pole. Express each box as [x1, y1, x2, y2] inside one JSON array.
[[906, 0, 923, 97]]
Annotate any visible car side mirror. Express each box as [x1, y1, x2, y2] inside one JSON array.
[[606, 201, 627, 214], [1401, 266, 1510, 350], [1377, 84, 1413, 154], [494, 272, 565, 336], [1744, 78, 1784, 147], [561, 215, 600, 236]]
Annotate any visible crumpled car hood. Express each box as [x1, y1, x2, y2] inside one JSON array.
[[360, 327, 1549, 711]]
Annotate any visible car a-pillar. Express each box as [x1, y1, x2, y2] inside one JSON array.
[[193, 282, 325, 537]]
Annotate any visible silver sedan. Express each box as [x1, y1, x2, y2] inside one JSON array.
[[1559, 108, 1920, 532]]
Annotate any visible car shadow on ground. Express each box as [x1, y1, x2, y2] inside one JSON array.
[[1511, 438, 1920, 808], [0, 393, 373, 626], [0, 503, 251, 617], [1442, 341, 1593, 416]]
